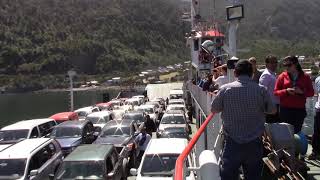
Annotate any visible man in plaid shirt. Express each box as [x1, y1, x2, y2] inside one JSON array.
[[211, 60, 275, 180]]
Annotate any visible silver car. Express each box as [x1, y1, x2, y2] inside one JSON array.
[[0, 138, 63, 180]]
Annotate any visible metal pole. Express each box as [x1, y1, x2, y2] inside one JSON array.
[[69, 75, 74, 111], [228, 20, 238, 57]]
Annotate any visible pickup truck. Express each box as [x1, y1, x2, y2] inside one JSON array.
[[53, 144, 129, 180]]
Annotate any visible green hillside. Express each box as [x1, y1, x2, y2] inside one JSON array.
[[0, 0, 189, 76]]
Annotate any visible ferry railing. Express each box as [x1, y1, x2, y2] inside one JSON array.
[[174, 113, 217, 180]]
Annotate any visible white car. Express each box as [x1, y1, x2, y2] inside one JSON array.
[[168, 99, 185, 106], [74, 106, 100, 120], [135, 105, 159, 123], [169, 89, 183, 99], [112, 109, 126, 120], [124, 98, 141, 110], [0, 119, 57, 151], [130, 138, 195, 180], [166, 104, 186, 113], [132, 95, 146, 104], [0, 138, 63, 180], [85, 111, 115, 129], [158, 112, 189, 132]]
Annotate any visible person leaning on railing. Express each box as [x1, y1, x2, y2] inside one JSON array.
[[274, 56, 314, 134], [211, 60, 276, 180]]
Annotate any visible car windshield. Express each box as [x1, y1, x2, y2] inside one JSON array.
[[51, 127, 82, 138], [161, 116, 185, 124], [0, 130, 29, 143], [169, 94, 183, 99], [123, 114, 144, 123], [138, 108, 153, 114], [0, 159, 26, 179], [168, 106, 185, 112], [101, 126, 130, 136], [169, 101, 184, 105], [141, 154, 179, 176], [56, 161, 103, 179], [86, 117, 106, 124]]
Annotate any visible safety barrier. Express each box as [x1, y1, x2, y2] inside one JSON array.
[[174, 113, 215, 180]]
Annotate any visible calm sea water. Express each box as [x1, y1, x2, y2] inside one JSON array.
[[0, 91, 316, 135], [0, 90, 118, 128]]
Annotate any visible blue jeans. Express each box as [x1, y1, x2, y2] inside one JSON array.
[[220, 136, 263, 180]]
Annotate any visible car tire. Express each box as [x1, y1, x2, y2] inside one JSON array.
[[122, 157, 129, 178]]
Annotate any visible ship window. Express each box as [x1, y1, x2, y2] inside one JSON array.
[[193, 39, 199, 51]]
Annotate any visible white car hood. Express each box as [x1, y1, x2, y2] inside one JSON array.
[[0, 144, 11, 151], [158, 124, 186, 131]]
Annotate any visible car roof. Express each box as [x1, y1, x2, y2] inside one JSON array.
[[105, 119, 133, 127], [169, 89, 183, 95], [50, 112, 76, 120], [87, 111, 112, 117], [1, 118, 55, 130], [132, 95, 144, 98], [74, 106, 97, 112], [0, 138, 52, 158], [57, 120, 89, 128], [164, 110, 185, 115], [145, 138, 188, 154], [96, 102, 112, 107], [126, 98, 139, 102], [138, 105, 155, 109], [169, 99, 185, 102], [124, 111, 143, 115], [64, 144, 113, 161], [167, 104, 185, 108]]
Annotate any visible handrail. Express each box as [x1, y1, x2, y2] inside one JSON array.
[[174, 112, 215, 180]]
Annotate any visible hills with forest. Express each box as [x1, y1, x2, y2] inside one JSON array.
[[0, 0, 188, 76]]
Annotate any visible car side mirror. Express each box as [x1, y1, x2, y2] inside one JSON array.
[[130, 168, 137, 176], [48, 173, 55, 180], [30, 169, 38, 176], [107, 172, 114, 177]]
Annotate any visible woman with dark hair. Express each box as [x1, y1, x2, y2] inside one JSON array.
[[274, 56, 314, 133]]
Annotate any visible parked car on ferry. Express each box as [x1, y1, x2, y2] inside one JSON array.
[[166, 104, 187, 112], [168, 99, 185, 106], [124, 98, 141, 109], [85, 111, 115, 130], [157, 127, 190, 140], [109, 99, 123, 107], [169, 89, 184, 99], [123, 111, 146, 127], [74, 106, 100, 120], [132, 95, 146, 104], [112, 108, 126, 120], [0, 138, 63, 180], [96, 102, 113, 111], [54, 144, 128, 180], [130, 138, 195, 180], [50, 112, 79, 124], [93, 119, 139, 168], [0, 119, 57, 151], [50, 120, 96, 155], [158, 111, 190, 134], [135, 104, 159, 123]]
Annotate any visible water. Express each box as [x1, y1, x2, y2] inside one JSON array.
[[0, 90, 118, 128], [0, 91, 317, 136]]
